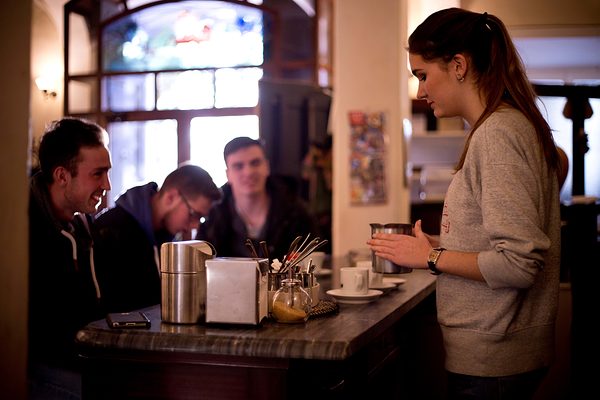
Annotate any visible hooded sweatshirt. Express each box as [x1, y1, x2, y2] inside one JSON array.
[[94, 182, 172, 312], [28, 172, 104, 370]]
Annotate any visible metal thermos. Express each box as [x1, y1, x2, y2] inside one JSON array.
[[160, 240, 215, 324], [370, 223, 413, 274]]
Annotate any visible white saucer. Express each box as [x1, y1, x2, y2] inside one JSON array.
[[326, 289, 383, 304], [314, 269, 332, 276], [369, 282, 397, 294], [383, 277, 407, 286]]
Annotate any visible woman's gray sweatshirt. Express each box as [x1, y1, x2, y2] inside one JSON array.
[[438, 107, 561, 376]]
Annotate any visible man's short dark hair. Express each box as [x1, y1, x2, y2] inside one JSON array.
[[161, 164, 222, 203], [38, 117, 107, 182], [223, 136, 266, 163]]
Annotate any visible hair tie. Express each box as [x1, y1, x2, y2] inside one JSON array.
[[480, 11, 491, 31]]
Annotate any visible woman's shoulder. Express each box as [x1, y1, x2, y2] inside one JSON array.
[[484, 107, 530, 129], [477, 108, 535, 143], [470, 108, 540, 164]]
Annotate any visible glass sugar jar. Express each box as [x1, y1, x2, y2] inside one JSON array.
[[271, 278, 312, 323]]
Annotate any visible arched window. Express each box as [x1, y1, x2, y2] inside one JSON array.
[[65, 0, 273, 204]]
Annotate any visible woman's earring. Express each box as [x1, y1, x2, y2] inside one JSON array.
[[457, 75, 465, 82]]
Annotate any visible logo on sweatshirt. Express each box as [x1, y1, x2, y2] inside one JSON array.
[[441, 204, 450, 234]]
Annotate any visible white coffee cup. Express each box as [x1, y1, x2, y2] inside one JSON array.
[[301, 251, 326, 273], [340, 267, 369, 295], [352, 261, 378, 286], [309, 251, 326, 272]]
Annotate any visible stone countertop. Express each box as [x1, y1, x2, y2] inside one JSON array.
[[76, 269, 436, 362]]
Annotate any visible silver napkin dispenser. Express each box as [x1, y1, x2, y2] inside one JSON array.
[[205, 257, 269, 325], [160, 240, 215, 324]]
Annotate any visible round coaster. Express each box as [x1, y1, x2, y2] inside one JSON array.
[[308, 300, 339, 319]]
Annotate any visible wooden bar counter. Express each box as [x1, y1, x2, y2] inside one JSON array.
[[76, 269, 443, 399]]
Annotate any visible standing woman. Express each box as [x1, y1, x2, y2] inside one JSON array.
[[368, 8, 564, 399]]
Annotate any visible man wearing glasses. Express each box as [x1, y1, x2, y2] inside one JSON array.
[[94, 164, 221, 313]]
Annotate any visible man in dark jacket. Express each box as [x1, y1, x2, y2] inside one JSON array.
[[28, 117, 112, 399], [94, 165, 221, 313], [196, 137, 318, 260]]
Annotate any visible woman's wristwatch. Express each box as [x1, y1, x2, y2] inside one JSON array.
[[427, 247, 445, 275]]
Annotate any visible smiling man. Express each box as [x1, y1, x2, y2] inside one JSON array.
[[28, 117, 112, 399], [93, 164, 221, 314], [196, 136, 317, 260]]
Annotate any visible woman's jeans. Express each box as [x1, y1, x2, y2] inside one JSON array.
[[447, 367, 548, 400]]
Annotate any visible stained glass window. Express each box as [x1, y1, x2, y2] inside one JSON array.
[[102, 1, 263, 72]]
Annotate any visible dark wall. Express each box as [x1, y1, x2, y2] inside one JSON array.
[[259, 78, 331, 196]]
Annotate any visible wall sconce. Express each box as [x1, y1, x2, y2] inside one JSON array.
[[35, 75, 58, 98]]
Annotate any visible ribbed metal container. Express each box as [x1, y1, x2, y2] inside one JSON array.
[[370, 223, 413, 274], [160, 240, 215, 324]]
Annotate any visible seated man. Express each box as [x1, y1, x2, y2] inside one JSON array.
[[94, 164, 221, 313], [196, 137, 318, 261], [28, 117, 112, 399]]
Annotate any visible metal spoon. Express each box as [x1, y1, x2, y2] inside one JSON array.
[[259, 240, 269, 260], [245, 238, 259, 258], [286, 239, 328, 272], [281, 235, 303, 272]]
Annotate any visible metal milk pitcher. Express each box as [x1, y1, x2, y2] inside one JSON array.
[[370, 223, 413, 274]]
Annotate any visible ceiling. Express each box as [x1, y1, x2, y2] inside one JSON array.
[[514, 36, 600, 83], [514, 36, 600, 69]]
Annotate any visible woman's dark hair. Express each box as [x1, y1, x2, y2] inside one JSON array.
[[38, 117, 107, 182], [408, 8, 560, 174]]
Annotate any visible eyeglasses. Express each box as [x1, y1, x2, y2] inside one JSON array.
[[179, 192, 203, 221]]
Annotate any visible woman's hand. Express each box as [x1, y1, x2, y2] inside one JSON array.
[[366, 220, 432, 270]]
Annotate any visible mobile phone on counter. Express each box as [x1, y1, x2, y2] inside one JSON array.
[[106, 311, 151, 329]]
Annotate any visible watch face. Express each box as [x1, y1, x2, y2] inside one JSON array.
[[427, 248, 444, 275], [428, 249, 440, 263]]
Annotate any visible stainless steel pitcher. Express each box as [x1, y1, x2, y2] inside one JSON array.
[[160, 240, 215, 324], [370, 223, 413, 274]]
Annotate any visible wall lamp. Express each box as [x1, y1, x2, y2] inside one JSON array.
[[35, 75, 58, 98]]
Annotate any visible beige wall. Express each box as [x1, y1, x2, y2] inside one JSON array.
[[0, 0, 31, 398], [31, 0, 63, 144], [331, 0, 411, 258], [463, 0, 600, 28]]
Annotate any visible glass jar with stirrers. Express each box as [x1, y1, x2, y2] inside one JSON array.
[[270, 234, 328, 323], [277, 234, 328, 275], [271, 277, 312, 324]]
